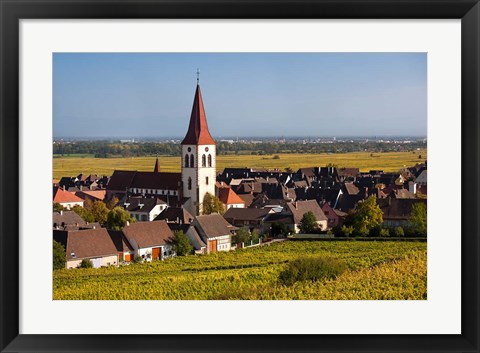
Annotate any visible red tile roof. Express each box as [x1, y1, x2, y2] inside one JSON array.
[[53, 187, 84, 204], [75, 190, 106, 201], [218, 188, 245, 206], [181, 84, 215, 145]]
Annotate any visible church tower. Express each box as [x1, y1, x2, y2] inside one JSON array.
[[181, 82, 216, 216]]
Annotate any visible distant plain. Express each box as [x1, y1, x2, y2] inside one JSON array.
[[53, 150, 427, 179]]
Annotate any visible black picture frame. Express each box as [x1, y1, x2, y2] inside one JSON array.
[[1, 1, 479, 352]]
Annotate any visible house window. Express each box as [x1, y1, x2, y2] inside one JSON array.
[[206, 176, 209, 185], [184, 154, 189, 168], [190, 154, 195, 167], [208, 154, 212, 167], [188, 177, 192, 190], [202, 154, 206, 167]]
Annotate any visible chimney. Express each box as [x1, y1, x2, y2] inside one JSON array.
[[126, 221, 130, 227], [409, 182, 417, 194], [60, 210, 63, 216]]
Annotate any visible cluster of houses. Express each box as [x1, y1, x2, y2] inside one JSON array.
[[53, 82, 427, 269], [53, 159, 427, 269]]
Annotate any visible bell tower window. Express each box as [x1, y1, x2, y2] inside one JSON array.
[[190, 154, 195, 167], [208, 154, 212, 167], [202, 154, 206, 167], [184, 154, 189, 168]]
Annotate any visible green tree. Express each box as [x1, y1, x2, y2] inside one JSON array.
[[53, 203, 64, 213], [79, 259, 93, 268], [83, 198, 94, 210], [172, 230, 193, 256], [299, 211, 318, 233], [91, 201, 109, 224], [340, 225, 354, 237], [53, 240, 65, 270], [250, 229, 260, 244], [202, 192, 225, 215], [106, 207, 135, 230], [350, 195, 383, 236], [233, 227, 250, 244], [393, 226, 405, 237], [379, 228, 390, 237], [271, 222, 288, 238], [106, 196, 119, 210], [71, 204, 95, 223], [409, 203, 427, 236]]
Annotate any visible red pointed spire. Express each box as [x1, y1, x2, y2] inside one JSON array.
[[153, 157, 160, 173], [181, 84, 215, 145]]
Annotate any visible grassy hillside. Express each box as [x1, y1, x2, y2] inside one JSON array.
[[53, 150, 427, 179], [53, 241, 427, 300]]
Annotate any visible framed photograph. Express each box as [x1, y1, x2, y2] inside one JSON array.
[[1, 0, 479, 352]]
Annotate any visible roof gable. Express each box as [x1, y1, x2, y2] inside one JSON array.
[[122, 220, 174, 248], [194, 214, 234, 238], [58, 228, 118, 261], [218, 188, 245, 205], [286, 200, 328, 224], [53, 187, 84, 204]]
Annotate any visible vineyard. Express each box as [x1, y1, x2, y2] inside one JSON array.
[[53, 241, 427, 300], [52, 150, 427, 179]]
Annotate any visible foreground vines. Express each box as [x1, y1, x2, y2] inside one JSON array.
[[53, 241, 427, 300]]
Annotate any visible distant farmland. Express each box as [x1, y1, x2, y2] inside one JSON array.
[[53, 150, 427, 179]]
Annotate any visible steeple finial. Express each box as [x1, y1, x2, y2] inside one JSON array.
[[196, 68, 200, 85]]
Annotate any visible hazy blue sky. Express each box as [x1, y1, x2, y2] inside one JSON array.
[[53, 53, 427, 138]]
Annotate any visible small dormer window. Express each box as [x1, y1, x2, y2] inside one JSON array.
[[71, 252, 76, 258]]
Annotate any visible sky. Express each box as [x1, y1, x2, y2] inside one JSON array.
[[53, 53, 427, 138]]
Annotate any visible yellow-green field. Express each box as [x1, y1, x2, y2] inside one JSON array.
[[53, 241, 427, 300], [53, 150, 427, 179]]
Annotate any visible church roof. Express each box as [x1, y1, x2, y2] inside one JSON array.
[[154, 157, 160, 173], [181, 84, 215, 145]]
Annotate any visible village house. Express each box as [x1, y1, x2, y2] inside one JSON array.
[[223, 207, 274, 234], [320, 201, 347, 229], [182, 225, 207, 254], [53, 228, 119, 269], [123, 196, 168, 221], [106, 160, 183, 204], [108, 230, 135, 264], [377, 197, 427, 228], [217, 187, 245, 210], [74, 189, 107, 203], [121, 220, 175, 261], [53, 210, 99, 231], [191, 214, 236, 253], [154, 207, 194, 224], [53, 186, 84, 210], [284, 200, 328, 233]]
